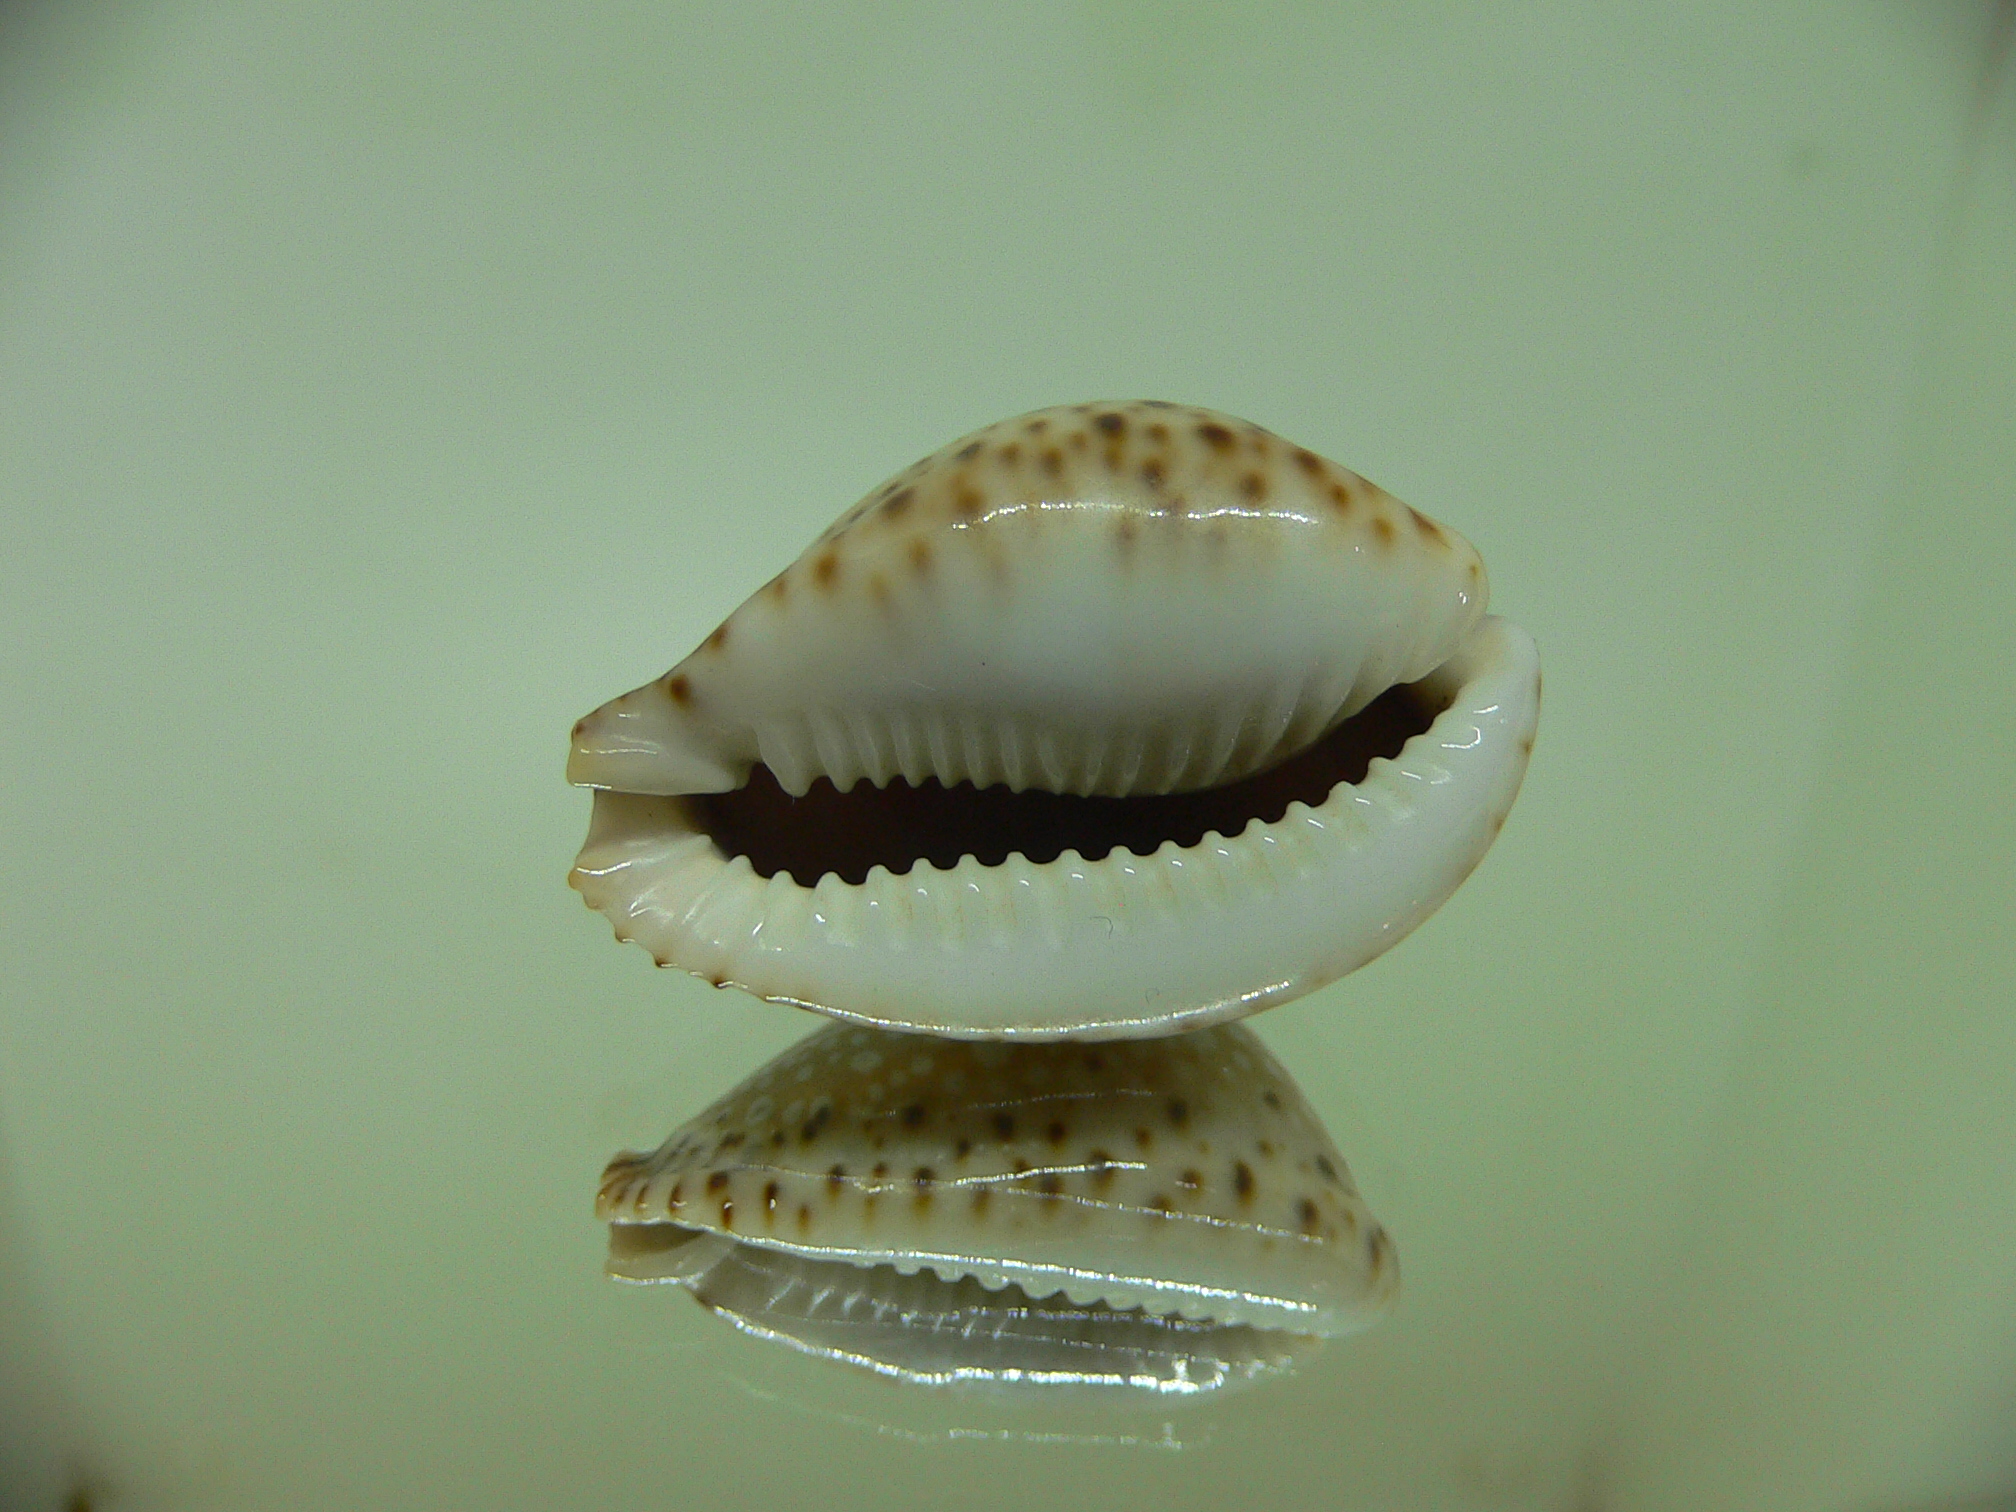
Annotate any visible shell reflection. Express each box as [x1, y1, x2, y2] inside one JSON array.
[[599, 1022, 1396, 1394]]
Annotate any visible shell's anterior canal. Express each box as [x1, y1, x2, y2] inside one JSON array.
[[568, 400, 1540, 1038], [693, 681, 1441, 887], [600, 1021, 1396, 1393]]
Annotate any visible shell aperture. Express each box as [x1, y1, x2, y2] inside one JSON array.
[[568, 401, 1540, 1037], [599, 1021, 1396, 1393]]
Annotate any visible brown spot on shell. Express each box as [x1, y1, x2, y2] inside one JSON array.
[[954, 1136, 972, 1161], [1292, 448, 1324, 478], [1372, 515, 1396, 545], [1144, 423, 1169, 446], [1177, 1168, 1202, 1192], [1039, 447, 1064, 477], [998, 442, 1021, 466], [1328, 481, 1352, 512], [1116, 515, 1139, 549], [1233, 1161, 1256, 1201], [665, 674, 692, 707], [1197, 422, 1235, 452], [1148, 1194, 1174, 1215], [1262, 1090, 1283, 1111], [881, 486, 914, 519], [1141, 459, 1166, 491], [767, 573, 789, 602], [871, 1161, 889, 1179], [972, 1185, 991, 1214], [1045, 1120, 1067, 1147], [951, 480, 985, 517], [1134, 1127, 1153, 1151], [1087, 1150, 1116, 1188], [1167, 1098, 1190, 1130], [813, 549, 841, 587], [1025, 417, 1049, 434], [1297, 1197, 1322, 1234], [705, 624, 729, 651], [796, 1203, 811, 1234], [1240, 471, 1268, 502], [1367, 1226, 1390, 1271], [868, 571, 891, 609], [993, 1112, 1016, 1139], [1409, 507, 1446, 545], [1314, 1154, 1339, 1184], [826, 1163, 846, 1193], [719, 1198, 734, 1229], [1093, 411, 1126, 437], [901, 1102, 927, 1128], [706, 1170, 730, 1193], [1036, 1173, 1064, 1198], [763, 1181, 779, 1219], [955, 440, 983, 462], [907, 537, 933, 574], [667, 1180, 684, 1210]]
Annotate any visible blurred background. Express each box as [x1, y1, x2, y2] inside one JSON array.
[[1, 3, 2012, 1509]]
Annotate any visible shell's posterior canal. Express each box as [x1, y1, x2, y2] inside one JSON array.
[[600, 1021, 1396, 1395], [569, 400, 1540, 1038]]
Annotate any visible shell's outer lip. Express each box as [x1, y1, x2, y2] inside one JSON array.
[[569, 616, 1538, 1039]]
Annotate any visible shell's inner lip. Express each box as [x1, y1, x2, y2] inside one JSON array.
[[688, 680, 1446, 887]]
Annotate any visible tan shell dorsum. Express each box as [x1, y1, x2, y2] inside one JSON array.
[[569, 401, 1539, 1038], [599, 1021, 1396, 1393]]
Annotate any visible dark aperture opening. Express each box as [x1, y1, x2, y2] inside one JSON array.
[[693, 681, 1443, 887]]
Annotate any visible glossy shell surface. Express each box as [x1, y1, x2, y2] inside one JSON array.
[[600, 1021, 1396, 1392], [569, 401, 1539, 1037]]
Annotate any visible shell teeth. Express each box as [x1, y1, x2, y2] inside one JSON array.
[[753, 717, 821, 797], [944, 852, 996, 949], [808, 709, 858, 794], [810, 869, 862, 950], [744, 695, 1398, 800]]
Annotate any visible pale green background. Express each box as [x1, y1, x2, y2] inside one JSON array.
[[2, 5, 2013, 1510]]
